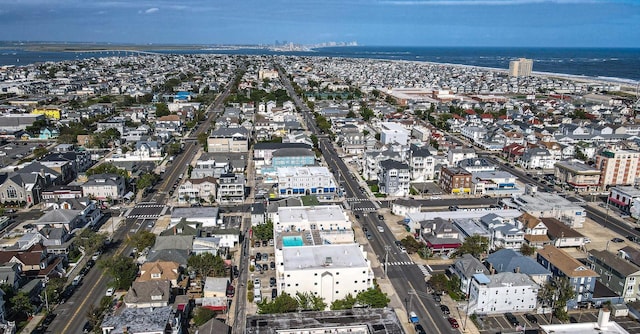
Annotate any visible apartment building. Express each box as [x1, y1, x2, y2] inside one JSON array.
[[440, 167, 472, 194], [467, 272, 539, 315], [537, 245, 598, 309], [275, 166, 337, 198], [595, 149, 640, 188], [554, 160, 601, 193], [509, 58, 533, 77], [377, 159, 410, 197], [588, 249, 640, 302]]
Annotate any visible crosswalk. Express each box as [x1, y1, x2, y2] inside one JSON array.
[[417, 264, 431, 276], [352, 207, 377, 212], [387, 261, 415, 266], [347, 198, 370, 202]]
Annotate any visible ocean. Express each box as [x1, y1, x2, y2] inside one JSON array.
[[1, 46, 639, 83]]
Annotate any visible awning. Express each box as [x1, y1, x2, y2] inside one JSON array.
[[609, 197, 629, 206]]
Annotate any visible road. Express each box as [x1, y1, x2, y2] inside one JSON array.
[[277, 64, 452, 334], [46, 68, 244, 334]]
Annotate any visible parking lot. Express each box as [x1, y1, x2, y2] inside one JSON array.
[[477, 310, 640, 334], [248, 238, 277, 309], [0, 141, 44, 166]]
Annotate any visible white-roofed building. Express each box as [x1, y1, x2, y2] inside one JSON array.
[[379, 122, 409, 145], [278, 244, 374, 307], [275, 166, 337, 198], [275, 205, 351, 233], [466, 272, 539, 315]]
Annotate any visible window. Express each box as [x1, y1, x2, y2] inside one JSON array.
[[6, 186, 16, 198], [151, 273, 161, 279]]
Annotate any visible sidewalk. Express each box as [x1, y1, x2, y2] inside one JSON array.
[[20, 314, 44, 334]]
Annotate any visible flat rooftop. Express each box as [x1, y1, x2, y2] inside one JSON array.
[[278, 205, 348, 225], [555, 160, 600, 174], [407, 209, 523, 223], [283, 244, 368, 271], [245, 308, 404, 334]]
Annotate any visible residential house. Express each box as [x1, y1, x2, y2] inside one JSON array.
[[361, 149, 403, 181], [467, 272, 539, 315], [420, 218, 462, 254], [541, 217, 588, 248], [537, 245, 598, 308], [41, 150, 93, 175], [520, 147, 555, 170], [207, 127, 249, 153], [377, 159, 410, 197], [38, 128, 59, 140], [101, 306, 182, 334], [170, 207, 219, 228], [155, 115, 182, 134], [137, 261, 181, 288], [520, 213, 551, 248], [217, 173, 245, 204], [250, 203, 266, 226], [132, 140, 163, 159], [409, 144, 437, 181], [124, 280, 171, 308], [191, 154, 232, 179], [479, 214, 525, 250], [0, 244, 64, 279], [391, 198, 422, 217], [81, 173, 126, 201], [340, 125, 366, 155], [450, 254, 490, 295], [486, 249, 551, 285], [588, 249, 640, 302], [178, 177, 217, 204], [33, 209, 84, 232]]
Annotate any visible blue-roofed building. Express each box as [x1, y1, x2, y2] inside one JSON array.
[[486, 249, 551, 285]]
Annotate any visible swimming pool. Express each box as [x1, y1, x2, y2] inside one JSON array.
[[282, 236, 304, 247]]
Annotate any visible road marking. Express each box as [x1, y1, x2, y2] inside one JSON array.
[[426, 264, 433, 272], [407, 279, 443, 334], [61, 232, 129, 333]]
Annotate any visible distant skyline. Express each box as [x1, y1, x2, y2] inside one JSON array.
[[0, 0, 638, 48]]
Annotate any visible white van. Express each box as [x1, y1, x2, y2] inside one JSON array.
[[377, 225, 384, 233], [72, 275, 82, 286]]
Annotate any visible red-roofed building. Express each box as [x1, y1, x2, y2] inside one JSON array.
[[502, 143, 526, 162]]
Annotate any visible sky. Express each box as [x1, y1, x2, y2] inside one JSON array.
[[0, 0, 638, 47]]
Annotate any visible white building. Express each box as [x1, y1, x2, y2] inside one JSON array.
[[467, 272, 539, 315], [275, 205, 351, 233], [276, 167, 337, 198], [379, 122, 409, 145], [448, 148, 477, 166], [278, 244, 374, 307], [503, 185, 586, 228]]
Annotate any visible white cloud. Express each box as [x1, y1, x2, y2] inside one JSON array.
[[144, 7, 159, 13]]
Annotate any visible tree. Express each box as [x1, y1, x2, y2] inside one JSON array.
[[197, 132, 209, 149], [187, 253, 226, 278], [346, 110, 357, 118], [75, 229, 107, 255], [356, 286, 389, 308], [400, 236, 423, 254], [10, 292, 34, 317], [520, 243, 536, 256], [296, 291, 326, 311], [166, 143, 182, 156], [98, 255, 138, 290], [538, 277, 575, 322], [253, 220, 274, 241], [155, 103, 170, 117], [33, 147, 49, 159], [427, 273, 449, 293], [128, 230, 156, 251], [193, 307, 216, 326], [136, 173, 159, 192], [310, 134, 318, 149], [330, 293, 357, 310], [452, 235, 489, 259], [86, 163, 129, 179], [42, 277, 66, 305], [257, 292, 299, 314]]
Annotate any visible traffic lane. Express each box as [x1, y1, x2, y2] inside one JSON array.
[[585, 205, 638, 238]]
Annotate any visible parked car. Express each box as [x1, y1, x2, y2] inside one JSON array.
[[271, 288, 278, 299], [525, 313, 538, 324], [611, 237, 624, 243], [105, 287, 115, 297], [270, 261, 275, 270], [448, 318, 459, 328], [440, 305, 450, 315], [256, 252, 261, 261], [378, 214, 384, 220], [415, 324, 426, 334], [254, 278, 261, 288], [505, 313, 519, 326], [270, 277, 276, 287], [432, 293, 441, 303]]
